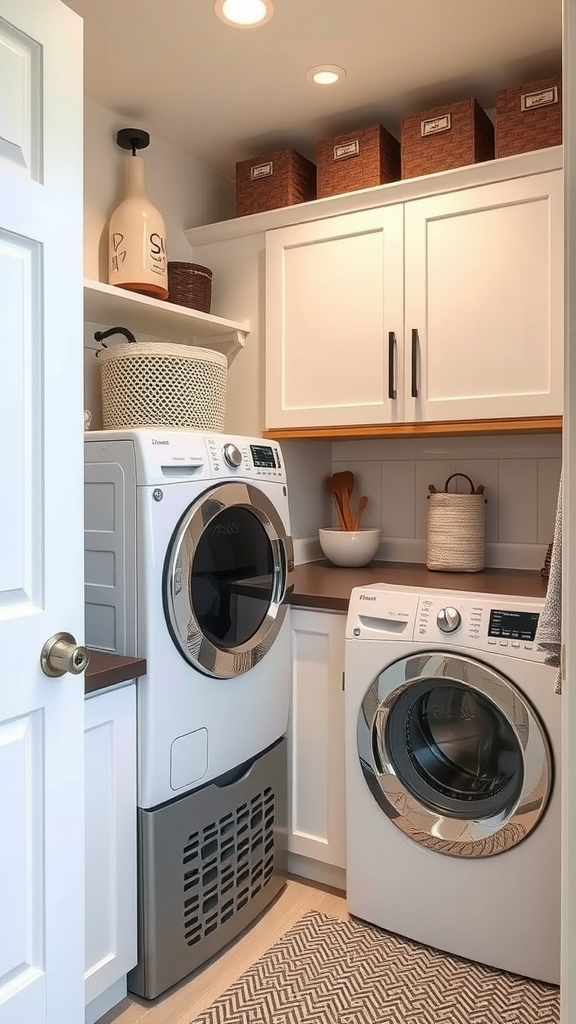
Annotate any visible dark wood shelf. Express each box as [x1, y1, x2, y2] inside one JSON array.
[[264, 416, 562, 442], [85, 650, 147, 695]]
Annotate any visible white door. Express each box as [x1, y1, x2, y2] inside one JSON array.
[[404, 171, 564, 423], [0, 3, 85, 1024], [265, 207, 404, 430]]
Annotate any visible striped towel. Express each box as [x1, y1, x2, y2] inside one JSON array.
[[536, 474, 562, 694]]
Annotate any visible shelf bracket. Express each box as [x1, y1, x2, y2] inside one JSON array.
[[197, 329, 247, 363]]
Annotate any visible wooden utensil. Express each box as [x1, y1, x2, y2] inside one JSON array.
[[325, 476, 347, 531], [353, 495, 368, 531], [330, 470, 355, 530]]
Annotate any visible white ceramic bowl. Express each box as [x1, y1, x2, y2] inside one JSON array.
[[319, 528, 381, 568]]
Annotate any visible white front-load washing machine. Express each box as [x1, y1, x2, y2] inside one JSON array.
[[345, 583, 560, 984], [84, 428, 294, 997]]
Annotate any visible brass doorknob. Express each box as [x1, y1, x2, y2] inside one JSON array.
[[40, 632, 91, 677]]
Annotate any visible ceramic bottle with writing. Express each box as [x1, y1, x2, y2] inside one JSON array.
[[108, 128, 168, 300]]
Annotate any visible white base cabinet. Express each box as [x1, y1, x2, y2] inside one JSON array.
[[84, 684, 137, 1021], [289, 610, 346, 881]]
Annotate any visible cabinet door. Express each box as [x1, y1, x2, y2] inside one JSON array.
[[289, 610, 346, 869], [266, 207, 404, 428], [404, 170, 563, 422], [84, 685, 137, 1008]]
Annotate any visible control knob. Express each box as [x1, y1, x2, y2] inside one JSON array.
[[222, 443, 242, 468], [436, 606, 461, 633]]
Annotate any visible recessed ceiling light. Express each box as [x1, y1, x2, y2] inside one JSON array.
[[215, 0, 273, 27], [306, 64, 347, 86]]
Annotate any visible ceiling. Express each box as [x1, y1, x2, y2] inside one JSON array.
[[65, 0, 562, 178]]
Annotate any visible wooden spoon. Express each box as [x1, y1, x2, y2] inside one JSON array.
[[330, 471, 355, 530], [353, 495, 368, 531], [324, 476, 347, 531]]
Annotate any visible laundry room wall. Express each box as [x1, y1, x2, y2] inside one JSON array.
[[330, 433, 562, 570], [83, 97, 235, 280], [83, 97, 236, 429]]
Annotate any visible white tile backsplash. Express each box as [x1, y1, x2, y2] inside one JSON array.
[[381, 461, 415, 538], [331, 432, 561, 569], [537, 458, 562, 544], [497, 459, 538, 543]]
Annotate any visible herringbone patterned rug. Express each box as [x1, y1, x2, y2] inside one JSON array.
[[191, 910, 559, 1024]]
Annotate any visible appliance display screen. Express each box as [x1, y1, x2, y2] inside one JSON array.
[[250, 444, 276, 468], [488, 609, 540, 641]]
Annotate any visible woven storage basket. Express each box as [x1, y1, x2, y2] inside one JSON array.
[[235, 148, 316, 217], [167, 262, 213, 313], [427, 473, 487, 573], [401, 98, 494, 179], [316, 125, 400, 198], [99, 342, 227, 431], [496, 76, 562, 158]]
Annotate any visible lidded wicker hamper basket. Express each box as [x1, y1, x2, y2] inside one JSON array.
[[99, 341, 228, 431], [427, 473, 487, 573]]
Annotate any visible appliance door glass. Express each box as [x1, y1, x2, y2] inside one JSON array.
[[164, 482, 293, 678], [358, 653, 552, 857]]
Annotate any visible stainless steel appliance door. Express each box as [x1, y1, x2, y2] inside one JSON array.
[[358, 652, 552, 857], [164, 482, 293, 678]]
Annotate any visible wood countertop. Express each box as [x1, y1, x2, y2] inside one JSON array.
[[82, 564, 546, 689], [85, 650, 147, 696], [290, 561, 547, 612]]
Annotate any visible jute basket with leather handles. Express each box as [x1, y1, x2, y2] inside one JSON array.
[[427, 473, 487, 572]]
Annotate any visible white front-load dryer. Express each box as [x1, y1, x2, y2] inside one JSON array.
[[345, 583, 560, 984], [85, 429, 294, 997], [85, 428, 294, 808]]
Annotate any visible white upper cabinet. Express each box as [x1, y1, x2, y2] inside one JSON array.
[[264, 165, 563, 431], [404, 170, 563, 422], [266, 207, 404, 428]]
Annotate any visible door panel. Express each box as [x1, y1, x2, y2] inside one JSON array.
[[266, 207, 404, 428], [0, 17, 41, 177], [0, 713, 44, 1003], [0, 231, 42, 606], [289, 610, 346, 870], [85, 687, 137, 1006], [404, 171, 563, 421], [0, 3, 84, 1023]]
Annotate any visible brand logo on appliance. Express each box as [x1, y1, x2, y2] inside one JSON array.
[[359, 595, 377, 601], [152, 439, 169, 445]]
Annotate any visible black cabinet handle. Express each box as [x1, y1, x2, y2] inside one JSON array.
[[411, 328, 419, 398], [388, 331, 397, 400]]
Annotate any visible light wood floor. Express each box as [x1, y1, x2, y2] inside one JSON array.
[[99, 879, 347, 1024]]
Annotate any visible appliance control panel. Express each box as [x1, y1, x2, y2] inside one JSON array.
[[346, 583, 547, 662], [204, 436, 285, 480], [85, 429, 287, 485]]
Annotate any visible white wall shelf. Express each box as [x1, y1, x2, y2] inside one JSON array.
[[84, 279, 249, 361], [185, 148, 562, 247]]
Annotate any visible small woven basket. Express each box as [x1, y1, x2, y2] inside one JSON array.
[[427, 473, 487, 573], [167, 262, 213, 313], [401, 98, 494, 179], [316, 125, 400, 198], [99, 342, 227, 431], [235, 148, 316, 216], [496, 76, 562, 158]]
